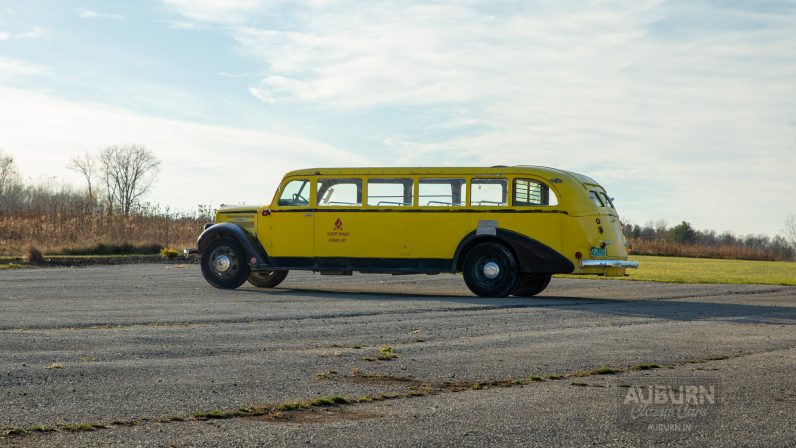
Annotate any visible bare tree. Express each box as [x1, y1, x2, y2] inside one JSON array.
[[98, 145, 161, 215], [785, 213, 796, 249], [0, 150, 18, 195], [68, 152, 97, 200]]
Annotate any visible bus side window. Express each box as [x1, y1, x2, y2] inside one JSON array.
[[471, 178, 508, 206], [418, 178, 466, 206], [513, 178, 558, 206], [317, 178, 363, 206], [367, 178, 413, 206]]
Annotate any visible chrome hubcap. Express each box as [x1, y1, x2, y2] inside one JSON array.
[[483, 261, 500, 279], [213, 254, 232, 273]]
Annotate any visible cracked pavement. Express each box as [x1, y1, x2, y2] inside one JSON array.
[[1, 264, 794, 446]]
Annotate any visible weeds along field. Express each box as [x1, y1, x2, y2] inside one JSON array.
[[0, 213, 205, 255]]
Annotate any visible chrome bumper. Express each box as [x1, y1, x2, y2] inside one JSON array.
[[581, 259, 639, 269]]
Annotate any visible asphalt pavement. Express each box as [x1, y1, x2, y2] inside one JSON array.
[[0, 264, 794, 447]]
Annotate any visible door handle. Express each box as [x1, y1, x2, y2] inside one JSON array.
[[304, 213, 313, 217]]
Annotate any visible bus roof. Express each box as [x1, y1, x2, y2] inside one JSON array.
[[284, 165, 597, 184]]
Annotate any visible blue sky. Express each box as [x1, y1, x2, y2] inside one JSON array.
[[1, 0, 794, 236]]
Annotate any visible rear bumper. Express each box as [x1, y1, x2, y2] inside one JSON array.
[[580, 259, 639, 269]]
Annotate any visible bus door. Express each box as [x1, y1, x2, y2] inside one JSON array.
[[263, 177, 314, 259]]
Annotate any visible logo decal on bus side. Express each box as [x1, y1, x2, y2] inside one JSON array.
[[328, 217, 349, 243]]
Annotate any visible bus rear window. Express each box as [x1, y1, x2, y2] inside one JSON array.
[[589, 191, 604, 207], [599, 192, 614, 208], [513, 178, 557, 206]]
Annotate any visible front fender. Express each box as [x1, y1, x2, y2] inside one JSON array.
[[452, 229, 574, 274], [197, 223, 269, 267]]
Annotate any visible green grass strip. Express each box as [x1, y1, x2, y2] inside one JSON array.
[[558, 255, 796, 286]]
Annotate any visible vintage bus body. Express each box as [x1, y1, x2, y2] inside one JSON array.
[[197, 166, 637, 297]]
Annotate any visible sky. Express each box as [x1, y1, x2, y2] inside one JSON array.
[[0, 0, 794, 236]]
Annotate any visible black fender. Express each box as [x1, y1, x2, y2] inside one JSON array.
[[197, 223, 269, 267], [452, 229, 574, 274]]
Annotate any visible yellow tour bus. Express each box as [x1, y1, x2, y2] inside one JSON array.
[[197, 166, 637, 297]]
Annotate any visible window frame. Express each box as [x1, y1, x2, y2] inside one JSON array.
[[588, 190, 605, 208], [316, 177, 364, 208], [273, 177, 313, 208], [365, 177, 415, 208], [469, 177, 509, 208], [599, 192, 614, 209], [416, 177, 467, 208]]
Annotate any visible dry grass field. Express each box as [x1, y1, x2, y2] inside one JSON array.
[[628, 238, 793, 262], [0, 214, 204, 255]]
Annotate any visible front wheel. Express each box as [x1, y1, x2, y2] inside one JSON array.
[[512, 274, 552, 297], [200, 236, 250, 289], [248, 270, 289, 288], [462, 241, 520, 297]]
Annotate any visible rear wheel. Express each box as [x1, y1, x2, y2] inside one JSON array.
[[200, 236, 249, 289], [248, 270, 289, 288], [512, 273, 552, 297], [462, 241, 520, 297]]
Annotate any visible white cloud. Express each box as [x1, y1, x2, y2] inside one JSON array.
[[0, 25, 48, 40], [77, 9, 125, 20], [159, 0, 796, 235], [162, 0, 277, 24], [164, 20, 207, 30], [248, 86, 274, 103], [218, 71, 250, 78], [0, 57, 51, 79], [15, 25, 48, 39], [0, 88, 370, 211]]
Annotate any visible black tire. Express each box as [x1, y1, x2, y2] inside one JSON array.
[[462, 241, 521, 298], [200, 236, 250, 289], [512, 274, 552, 297], [248, 270, 289, 288]]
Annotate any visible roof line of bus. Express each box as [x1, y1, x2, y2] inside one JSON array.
[[283, 165, 591, 181]]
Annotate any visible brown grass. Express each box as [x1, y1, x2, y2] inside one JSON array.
[[22, 244, 44, 263], [0, 214, 204, 255], [629, 238, 788, 261]]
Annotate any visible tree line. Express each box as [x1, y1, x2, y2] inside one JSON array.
[[624, 220, 796, 261], [0, 145, 207, 256], [0, 144, 160, 216], [2, 145, 795, 260]]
